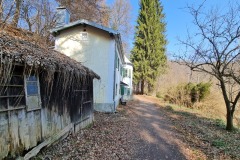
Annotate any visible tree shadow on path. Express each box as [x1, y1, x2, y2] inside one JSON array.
[[127, 95, 239, 160], [127, 98, 188, 160]]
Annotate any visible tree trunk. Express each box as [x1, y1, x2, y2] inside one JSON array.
[[141, 80, 144, 95], [226, 110, 234, 131], [137, 82, 140, 94], [11, 0, 22, 27], [148, 83, 151, 94], [220, 80, 234, 131]]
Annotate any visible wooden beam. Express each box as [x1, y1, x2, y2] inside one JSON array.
[[23, 123, 73, 160], [0, 95, 24, 98], [83, 100, 91, 104], [0, 85, 23, 87], [0, 106, 25, 113]]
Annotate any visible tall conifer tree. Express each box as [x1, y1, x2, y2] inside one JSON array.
[[131, 0, 167, 94]]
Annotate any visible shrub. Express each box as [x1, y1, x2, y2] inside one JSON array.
[[197, 82, 211, 101], [163, 82, 211, 108], [156, 92, 162, 98]]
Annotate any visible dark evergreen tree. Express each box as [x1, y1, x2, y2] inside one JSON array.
[[131, 0, 167, 94]]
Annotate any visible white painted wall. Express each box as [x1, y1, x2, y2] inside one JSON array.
[[122, 56, 133, 99], [122, 65, 133, 89], [55, 25, 122, 112], [114, 45, 123, 107]]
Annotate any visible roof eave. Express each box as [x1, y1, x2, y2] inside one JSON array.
[[50, 19, 118, 35]]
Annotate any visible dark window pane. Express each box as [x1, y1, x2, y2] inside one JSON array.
[[0, 87, 8, 96], [9, 97, 25, 107], [8, 86, 24, 96], [0, 98, 7, 109], [13, 66, 24, 75], [19, 97, 25, 106], [27, 82, 38, 95], [121, 86, 124, 95], [10, 76, 24, 85]]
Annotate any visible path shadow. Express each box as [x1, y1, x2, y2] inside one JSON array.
[[128, 97, 240, 159], [126, 100, 187, 160]]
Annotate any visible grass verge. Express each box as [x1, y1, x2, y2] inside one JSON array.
[[159, 102, 240, 159]]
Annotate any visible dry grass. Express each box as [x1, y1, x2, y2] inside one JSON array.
[[160, 103, 240, 159], [157, 61, 240, 127]]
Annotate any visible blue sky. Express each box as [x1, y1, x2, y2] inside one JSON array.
[[106, 0, 231, 56]]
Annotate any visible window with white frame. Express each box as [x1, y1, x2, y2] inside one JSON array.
[[120, 66, 123, 76], [128, 69, 131, 78], [80, 32, 88, 41], [25, 73, 41, 111], [123, 68, 128, 78]]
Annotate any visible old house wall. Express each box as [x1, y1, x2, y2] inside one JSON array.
[[113, 43, 124, 109], [0, 68, 94, 159], [0, 108, 75, 158], [0, 109, 42, 158], [39, 72, 94, 135]]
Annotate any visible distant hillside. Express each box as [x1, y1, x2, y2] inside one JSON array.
[[157, 61, 214, 93]]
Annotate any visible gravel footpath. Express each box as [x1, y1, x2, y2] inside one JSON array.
[[128, 96, 187, 160]]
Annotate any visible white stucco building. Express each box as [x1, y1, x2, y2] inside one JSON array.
[[51, 8, 125, 112], [121, 55, 133, 101]]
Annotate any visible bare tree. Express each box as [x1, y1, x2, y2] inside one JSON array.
[[11, 0, 22, 27], [0, 0, 15, 27], [177, 1, 240, 131], [56, 0, 109, 26], [18, 0, 58, 44], [20, 0, 36, 31], [109, 0, 132, 52], [0, 0, 57, 45]]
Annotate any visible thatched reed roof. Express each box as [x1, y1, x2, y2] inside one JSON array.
[[0, 25, 100, 79]]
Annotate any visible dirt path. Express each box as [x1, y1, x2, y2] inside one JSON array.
[[128, 95, 187, 160], [35, 95, 239, 159], [36, 95, 194, 159]]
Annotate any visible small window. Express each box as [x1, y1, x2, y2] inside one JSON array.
[[25, 74, 41, 111], [0, 66, 25, 111], [120, 67, 123, 76], [116, 57, 119, 69], [127, 88, 130, 96], [80, 32, 88, 41], [115, 84, 118, 95], [26, 77, 38, 96], [117, 58, 119, 70], [121, 86, 124, 95], [128, 69, 131, 78], [123, 68, 127, 77]]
